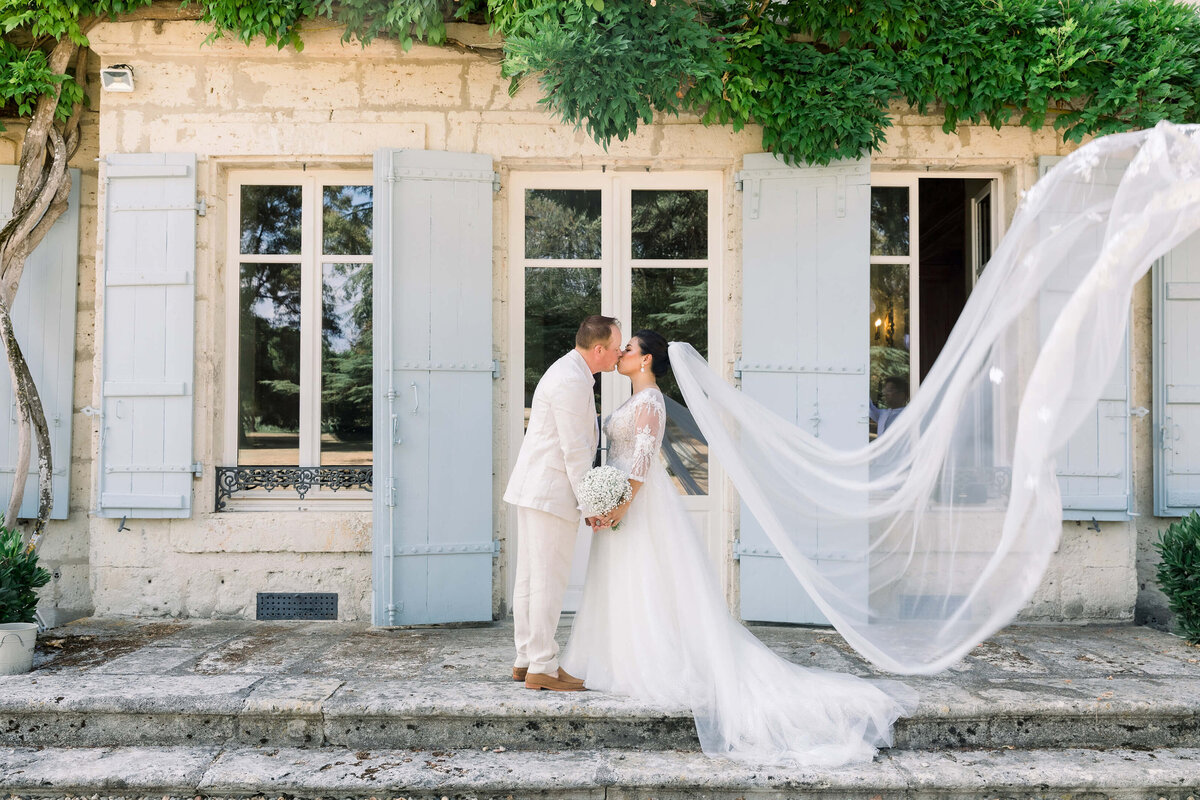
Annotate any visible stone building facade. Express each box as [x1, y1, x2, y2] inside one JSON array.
[[1, 17, 1193, 629]]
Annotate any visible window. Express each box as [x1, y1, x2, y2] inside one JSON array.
[[868, 176, 1000, 438], [515, 175, 719, 497], [222, 171, 373, 509]]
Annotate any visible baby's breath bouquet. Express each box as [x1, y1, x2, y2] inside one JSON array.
[[579, 465, 633, 529]]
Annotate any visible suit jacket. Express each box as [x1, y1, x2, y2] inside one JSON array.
[[503, 350, 599, 522]]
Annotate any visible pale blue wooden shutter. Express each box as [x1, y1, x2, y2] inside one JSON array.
[[1038, 157, 1132, 520], [0, 167, 80, 519], [735, 155, 871, 624], [1154, 230, 1200, 516], [373, 149, 496, 626], [97, 154, 198, 518]]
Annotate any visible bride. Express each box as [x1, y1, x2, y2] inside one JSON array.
[[561, 329, 918, 767]]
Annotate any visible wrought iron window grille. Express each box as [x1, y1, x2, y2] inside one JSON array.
[[215, 465, 373, 511]]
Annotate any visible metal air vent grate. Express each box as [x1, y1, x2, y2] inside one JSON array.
[[256, 592, 338, 620]]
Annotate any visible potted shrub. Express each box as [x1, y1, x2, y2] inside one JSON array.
[[0, 524, 50, 674], [1155, 511, 1200, 645]]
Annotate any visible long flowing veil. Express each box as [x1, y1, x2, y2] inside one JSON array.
[[670, 121, 1200, 675]]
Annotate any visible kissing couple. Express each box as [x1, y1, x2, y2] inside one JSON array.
[[503, 315, 915, 766]]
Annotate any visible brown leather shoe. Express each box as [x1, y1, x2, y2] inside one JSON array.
[[524, 670, 587, 692], [512, 667, 527, 682], [557, 667, 584, 686]]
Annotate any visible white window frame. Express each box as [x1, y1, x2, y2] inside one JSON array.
[[505, 169, 727, 585], [870, 171, 1006, 396], [224, 169, 374, 511]]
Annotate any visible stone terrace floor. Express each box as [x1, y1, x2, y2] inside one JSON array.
[[22, 615, 1200, 699]]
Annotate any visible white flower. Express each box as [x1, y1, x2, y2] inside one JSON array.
[[579, 465, 633, 517]]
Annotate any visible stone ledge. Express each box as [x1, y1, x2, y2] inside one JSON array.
[[2, 673, 1199, 751], [0, 745, 1197, 800]]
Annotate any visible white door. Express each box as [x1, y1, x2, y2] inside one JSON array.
[[508, 171, 724, 611]]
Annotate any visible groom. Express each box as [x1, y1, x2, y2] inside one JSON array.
[[504, 315, 623, 691]]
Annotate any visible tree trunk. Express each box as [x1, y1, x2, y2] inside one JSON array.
[[0, 39, 82, 546], [0, 298, 53, 548]]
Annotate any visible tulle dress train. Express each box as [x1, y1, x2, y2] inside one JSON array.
[[561, 387, 918, 767]]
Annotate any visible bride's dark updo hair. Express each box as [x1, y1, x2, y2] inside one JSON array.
[[633, 330, 671, 378]]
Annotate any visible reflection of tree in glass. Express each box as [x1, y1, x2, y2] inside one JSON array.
[[240, 186, 302, 255], [635, 268, 709, 495], [631, 191, 706, 260], [524, 268, 600, 405], [635, 269, 707, 405], [322, 263, 373, 442], [869, 263, 910, 405], [323, 186, 373, 256], [525, 190, 602, 259], [870, 187, 909, 257], [239, 264, 301, 446], [870, 346, 910, 406]]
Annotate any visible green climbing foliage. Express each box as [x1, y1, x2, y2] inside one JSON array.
[[494, 0, 1200, 164], [4, 0, 1200, 168]]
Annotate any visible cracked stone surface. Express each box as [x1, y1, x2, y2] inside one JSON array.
[[0, 618, 1196, 754]]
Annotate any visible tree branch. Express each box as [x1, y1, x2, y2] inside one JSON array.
[[0, 125, 67, 307], [14, 39, 77, 209]]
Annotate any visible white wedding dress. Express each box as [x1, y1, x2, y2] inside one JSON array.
[[561, 386, 918, 766]]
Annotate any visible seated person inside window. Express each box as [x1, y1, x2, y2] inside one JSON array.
[[869, 376, 909, 438]]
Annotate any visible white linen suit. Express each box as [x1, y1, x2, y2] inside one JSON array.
[[503, 350, 599, 674]]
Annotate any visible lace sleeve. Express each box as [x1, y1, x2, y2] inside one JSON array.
[[627, 392, 667, 482]]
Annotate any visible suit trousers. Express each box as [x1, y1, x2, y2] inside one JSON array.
[[512, 506, 578, 675]]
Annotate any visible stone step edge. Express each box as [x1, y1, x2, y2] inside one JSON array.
[[5, 675, 1200, 719], [0, 745, 1198, 800], [2, 707, 1198, 752]]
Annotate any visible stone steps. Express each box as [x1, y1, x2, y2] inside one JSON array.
[[0, 744, 1198, 799], [2, 673, 1199, 752]]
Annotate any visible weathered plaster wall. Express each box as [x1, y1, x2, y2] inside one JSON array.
[[1132, 273, 1177, 632], [72, 18, 1136, 623]]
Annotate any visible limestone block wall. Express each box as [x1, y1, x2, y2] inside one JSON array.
[[55, 18, 1138, 623]]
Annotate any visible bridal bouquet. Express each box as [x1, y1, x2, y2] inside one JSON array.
[[579, 465, 633, 529]]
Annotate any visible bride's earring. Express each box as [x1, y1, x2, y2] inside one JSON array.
[[640, 361, 646, 373]]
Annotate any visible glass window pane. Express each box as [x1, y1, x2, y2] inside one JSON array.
[[632, 267, 708, 495], [525, 189, 602, 259], [323, 185, 373, 256], [240, 185, 302, 255], [871, 186, 910, 257], [975, 193, 992, 281], [239, 262, 302, 465], [525, 267, 602, 416], [631, 190, 707, 259], [322, 262, 373, 465], [869, 263, 911, 439]]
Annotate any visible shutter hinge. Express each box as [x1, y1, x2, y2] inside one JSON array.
[[493, 539, 502, 558], [81, 405, 102, 418], [1130, 406, 1150, 418], [734, 173, 744, 192], [493, 173, 501, 193], [741, 174, 762, 219], [492, 359, 501, 379], [387, 477, 397, 508], [733, 359, 742, 380], [732, 538, 741, 560], [191, 462, 203, 478], [196, 197, 207, 217]]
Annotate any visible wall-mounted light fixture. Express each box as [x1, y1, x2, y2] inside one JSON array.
[[100, 64, 135, 93]]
